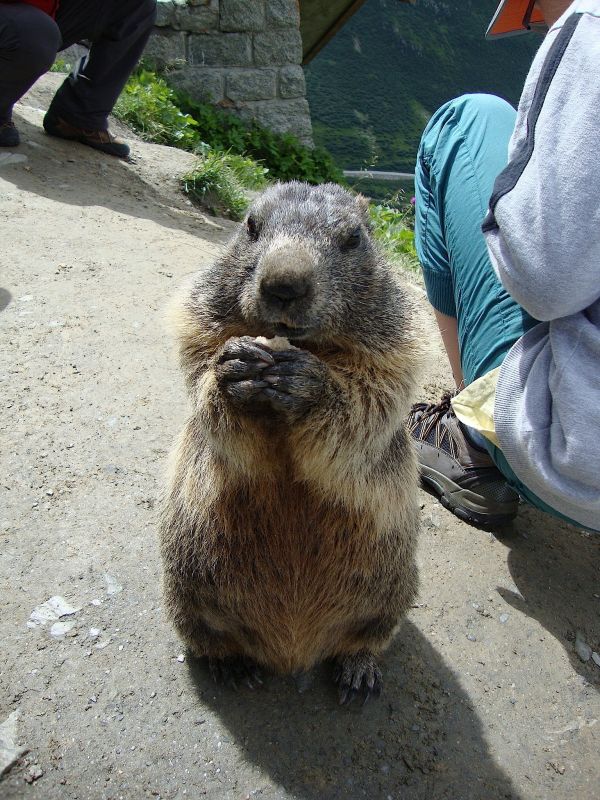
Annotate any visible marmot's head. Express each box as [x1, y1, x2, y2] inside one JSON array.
[[198, 182, 407, 349]]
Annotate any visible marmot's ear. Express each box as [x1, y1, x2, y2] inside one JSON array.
[[355, 193, 370, 217]]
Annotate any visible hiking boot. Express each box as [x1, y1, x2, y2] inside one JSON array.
[[0, 119, 20, 148], [407, 392, 519, 527], [43, 112, 130, 158]]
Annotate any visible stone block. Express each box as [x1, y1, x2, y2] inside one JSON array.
[[266, 0, 300, 29], [278, 65, 305, 98], [253, 30, 302, 66], [220, 0, 265, 32], [166, 68, 225, 104], [57, 43, 88, 67], [144, 30, 187, 70], [173, 5, 219, 32], [225, 69, 277, 101], [155, 1, 176, 27], [188, 33, 253, 67], [237, 98, 313, 146]]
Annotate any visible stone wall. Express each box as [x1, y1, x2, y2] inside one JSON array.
[[146, 0, 313, 145]]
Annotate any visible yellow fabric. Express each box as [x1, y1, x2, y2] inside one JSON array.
[[451, 367, 501, 447]]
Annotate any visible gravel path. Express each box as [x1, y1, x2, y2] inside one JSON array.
[[1, 76, 599, 800]]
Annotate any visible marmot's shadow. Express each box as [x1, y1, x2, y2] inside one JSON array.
[[188, 622, 520, 800]]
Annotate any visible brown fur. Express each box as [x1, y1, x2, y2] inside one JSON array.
[[160, 181, 422, 684]]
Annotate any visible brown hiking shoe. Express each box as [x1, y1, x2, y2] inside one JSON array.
[[43, 112, 130, 158], [408, 392, 519, 528], [0, 118, 20, 148]]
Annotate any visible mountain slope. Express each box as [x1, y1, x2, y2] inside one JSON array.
[[305, 0, 540, 172]]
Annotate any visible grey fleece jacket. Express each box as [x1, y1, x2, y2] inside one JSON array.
[[482, 0, 600, 531]]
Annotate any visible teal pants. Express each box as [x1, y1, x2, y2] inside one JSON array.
[[414, 93, 579, 527]]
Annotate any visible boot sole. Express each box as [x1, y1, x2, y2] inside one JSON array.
[[420, 464, 518, 528], [44, 118, 129, 158]]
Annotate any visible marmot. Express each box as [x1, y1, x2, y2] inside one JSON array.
[[160, 181, 421, 703]]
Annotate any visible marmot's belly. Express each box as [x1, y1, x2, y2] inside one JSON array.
[[201, 579, 370, 673], [196, 491, 399, 672]]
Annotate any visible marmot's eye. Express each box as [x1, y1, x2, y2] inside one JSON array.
[[247, 216, 259, 241], [342, 228, 361, 250]]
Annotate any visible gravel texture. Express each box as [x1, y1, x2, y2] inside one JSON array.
[[1, 76, 599, 800]]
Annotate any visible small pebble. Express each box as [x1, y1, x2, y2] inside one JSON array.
[[591, 652, 600, 667], [46, 489, 53, 496], [24, 765, 43, 784], [466, 633, 476, 642], [104, 574, 123, 595], [177, 654, 185, 663], [575, 631, 592, 662], [499, 613, 509, 624]]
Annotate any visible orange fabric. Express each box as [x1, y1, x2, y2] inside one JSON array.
[[487, 0, 546, 37]]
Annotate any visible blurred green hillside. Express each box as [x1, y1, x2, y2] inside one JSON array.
[[305, 0, 540, 172]]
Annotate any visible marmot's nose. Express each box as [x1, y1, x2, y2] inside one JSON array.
[[261, 276, 310, 304]]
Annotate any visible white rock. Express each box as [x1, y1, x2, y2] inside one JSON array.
[[50, 620, 75, 637], [47, 596, 81, 617], [0, 710, 27, 777], [575, 631, 592, 662], [0, 153, 28, 168], [28, 596, 81, 628], [103, 574, 123, 595]]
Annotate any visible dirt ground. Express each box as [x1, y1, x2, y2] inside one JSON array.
[[1, 75, 599, 800]]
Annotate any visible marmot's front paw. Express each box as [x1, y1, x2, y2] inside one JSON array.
[[260, 348, 327, 420], [215, 336, 275, 406]]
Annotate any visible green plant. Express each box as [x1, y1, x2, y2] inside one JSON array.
[[114, 68, 343, 185], [50, 58, 71, 73], [113, 70, 200, 150], [181, 150, 268, 221], [174, 91, 343, 185], [369, 198, 419, 271]]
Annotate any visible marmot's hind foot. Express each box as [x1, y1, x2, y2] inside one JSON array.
[[334, 650, 383, 705], [208, 656, 264, 690]]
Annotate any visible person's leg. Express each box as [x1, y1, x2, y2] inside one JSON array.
[[410, 94, 534, 526], [47, 0, 156, 131], [414, 93, 538, 386], [0, 5, 61, 145], [411, 94, 585, 528]]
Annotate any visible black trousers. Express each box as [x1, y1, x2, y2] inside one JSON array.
[[0, 0, 156, 129]]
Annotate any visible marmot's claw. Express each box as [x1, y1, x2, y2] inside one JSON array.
[[208, 656, 264, 690], [219, 358, 268, 382], [217, 337, 277, 405], [334, 651, 383, 705], [260, 386, 299, 413], [257, 350, 327, 417], [224, 379, 268, 404], [217, 336, 275, 366]]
